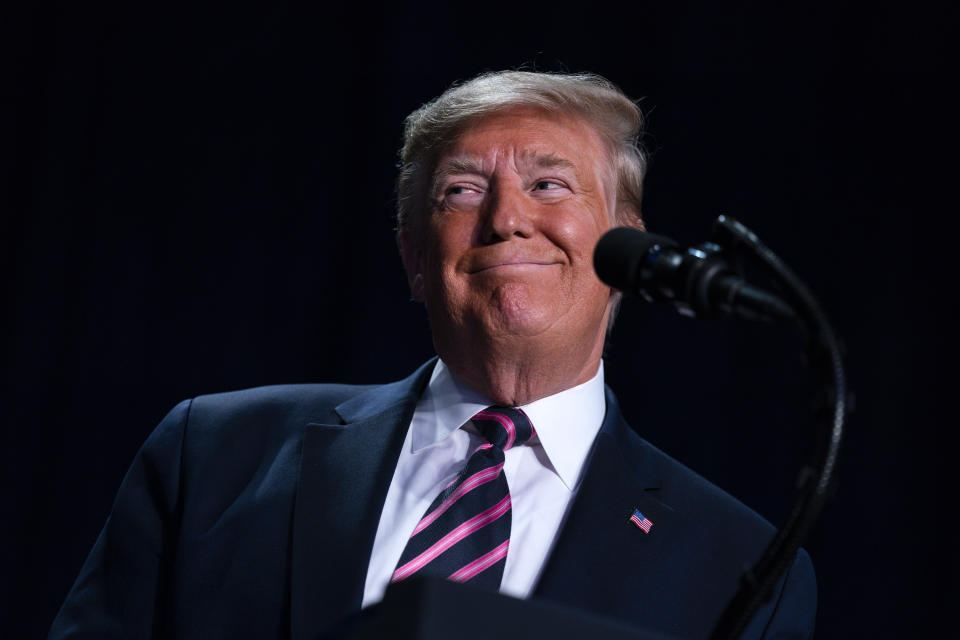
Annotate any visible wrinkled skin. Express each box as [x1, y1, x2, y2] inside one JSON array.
[[400, 107, 631, 405]]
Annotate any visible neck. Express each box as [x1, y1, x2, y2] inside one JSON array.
[[438, 331, 606, 407]]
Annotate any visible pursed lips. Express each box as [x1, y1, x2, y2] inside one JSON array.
[[468, 258, 559, 274]]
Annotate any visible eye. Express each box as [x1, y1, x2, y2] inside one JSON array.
[[445, 183, 484, 198], [531, 179, 571, 197], [439, 182, 485, 211], [533, 180, 561, 191]]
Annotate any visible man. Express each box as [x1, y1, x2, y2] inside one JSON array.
[[51, 71, 816, 639]]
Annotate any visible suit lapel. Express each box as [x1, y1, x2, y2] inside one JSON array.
[[290, 360, 436, 640], [533, 387, 678, 616]]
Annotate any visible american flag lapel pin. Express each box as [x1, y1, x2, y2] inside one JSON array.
[[629, 508, 653, 534]]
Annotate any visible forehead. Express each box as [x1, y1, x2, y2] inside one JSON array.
[[438, 107, 612, 176]]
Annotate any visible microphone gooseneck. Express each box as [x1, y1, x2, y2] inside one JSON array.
[[594, 217, 847, 640]]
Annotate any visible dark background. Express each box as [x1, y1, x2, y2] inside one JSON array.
[[3, 1, 955, 637]]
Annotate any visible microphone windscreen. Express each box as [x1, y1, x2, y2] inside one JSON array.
[[593, 227, 677, 292]]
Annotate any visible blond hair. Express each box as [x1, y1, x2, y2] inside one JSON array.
[[396, 70, 647, 233]]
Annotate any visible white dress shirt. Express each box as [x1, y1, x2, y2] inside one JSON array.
[[361, 358, 607, 607]]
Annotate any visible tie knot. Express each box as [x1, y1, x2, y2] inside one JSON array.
[[470, 406, 535, 451]]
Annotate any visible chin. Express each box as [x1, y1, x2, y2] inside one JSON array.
[[483, 284, 551, 331]]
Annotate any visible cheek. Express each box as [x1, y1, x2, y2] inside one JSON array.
[[422, 217, 477, 295], [552, 208, 609, 262]]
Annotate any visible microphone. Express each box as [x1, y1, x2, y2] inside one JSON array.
[[593, 227, 795, 321]]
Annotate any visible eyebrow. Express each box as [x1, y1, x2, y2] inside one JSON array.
[[521, 151, 577, 172], [431, 151, 579, 189], [432, 156, 487, 188]]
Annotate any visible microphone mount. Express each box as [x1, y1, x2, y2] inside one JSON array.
[[594, 223, 794, 322], [595, 216, 848, 640]]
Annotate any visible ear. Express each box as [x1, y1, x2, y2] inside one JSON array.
[[398, 228, 426, 302], [606, 209, 645, 297], [615, 205, 646, 232]]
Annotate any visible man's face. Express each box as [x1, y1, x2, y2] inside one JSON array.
[[400, 107, 618, 364]]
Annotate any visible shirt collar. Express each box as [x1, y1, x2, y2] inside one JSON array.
[[410, 358, 607, 491]]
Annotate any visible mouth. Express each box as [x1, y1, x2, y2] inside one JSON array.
[[469, 259, 558, 274]]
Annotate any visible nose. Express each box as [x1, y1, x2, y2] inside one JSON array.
[[480, 181, 535, 244]]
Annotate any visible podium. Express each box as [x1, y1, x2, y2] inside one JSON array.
[[329, 576, 676, 640]]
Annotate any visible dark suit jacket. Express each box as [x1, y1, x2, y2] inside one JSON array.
[[50, 359, 815, 639]]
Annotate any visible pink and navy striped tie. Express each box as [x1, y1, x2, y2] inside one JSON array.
[[390, 406, 535, 589]]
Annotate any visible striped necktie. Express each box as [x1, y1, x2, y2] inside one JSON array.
[[390, 406, 535, 589]]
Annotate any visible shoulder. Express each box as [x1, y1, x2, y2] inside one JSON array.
[[153, 358, 437, 462], [646, 436, 775, 537], [182, 357, 439, 434], [189, 382, 376, 426], [605, 386, 776, 546], [152, 383, 393, 533], [609, 394, 817, 637], [169, 382, 378, 455]]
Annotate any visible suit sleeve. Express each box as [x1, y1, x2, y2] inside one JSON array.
[[742, 548, 818, 640], [48, 399, 190, 639]]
